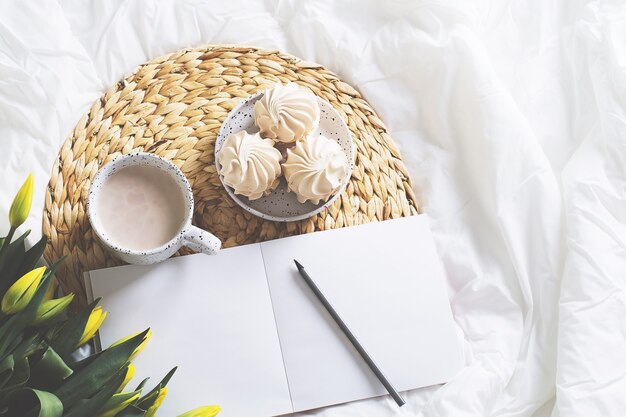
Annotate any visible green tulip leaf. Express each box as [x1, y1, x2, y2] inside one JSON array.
[[17, 236, 48, 279], [0, 317, 24, 360], [0, 230, 30, 296], [98, 389, 142, 417], [29, 347, 73, 391], [0, 355, 30, 394], [5, 388, 63, 417], [63, 366, 128, 417], [12, 332, 45, 360], [136, 388, 160, 410], [54, 329, 149, 409], [134, 378, 150, 392], [0, 354, 14, 388], [137, 367, 177, 409]]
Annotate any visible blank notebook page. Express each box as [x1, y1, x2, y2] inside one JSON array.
[[88, 245, 292, 417], [260, 215, 463, 412]]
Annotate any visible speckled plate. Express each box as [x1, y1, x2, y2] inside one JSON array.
[[215, 92, 354, 222]]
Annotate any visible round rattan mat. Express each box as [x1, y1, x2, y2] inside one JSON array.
[[42, 45, 419, 308]]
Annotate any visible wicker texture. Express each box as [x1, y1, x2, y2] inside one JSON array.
[[42, 46, 419, 308]]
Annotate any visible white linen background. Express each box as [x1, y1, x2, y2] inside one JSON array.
[[1, 0, 624, 416]]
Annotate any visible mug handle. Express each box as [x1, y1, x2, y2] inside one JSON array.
[[183, 226, 221, 255]]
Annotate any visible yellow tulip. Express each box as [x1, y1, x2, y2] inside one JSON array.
[[117, 364, 136, 393], [97, 392, 140, 417], [1, 266, 46, 314], [77, 306, 107, 347], [110, 329, 152, 360], [145, 387, 167, 417], [32, 293, 74, 325], [178, 405, 221, 417], [9, 174, 34, 228]]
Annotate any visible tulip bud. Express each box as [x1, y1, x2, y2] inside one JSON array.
[[9, 174, 34, 228], [1, 266, 46, 314], [77, 306, 107, 347], [145, 387, 168, 417], [110, 329, 152, 360], [32, 293, 74, 325], [178, 406, 221, 417], [117, 364, 136, 393]]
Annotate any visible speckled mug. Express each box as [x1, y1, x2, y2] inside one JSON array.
[[87, 152, 221, 265]]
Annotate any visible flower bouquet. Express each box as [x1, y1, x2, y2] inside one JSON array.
[[0, 175, 220, 417]]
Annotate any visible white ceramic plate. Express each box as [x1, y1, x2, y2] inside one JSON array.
[[215, 92, 354, 222]]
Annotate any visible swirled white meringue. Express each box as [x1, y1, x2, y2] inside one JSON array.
[[218, 131, 282, 200], [254, 82, 320, 144], [282, 134, 349, 204]]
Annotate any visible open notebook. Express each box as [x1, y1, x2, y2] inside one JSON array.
[[85, 215, 463, 416]]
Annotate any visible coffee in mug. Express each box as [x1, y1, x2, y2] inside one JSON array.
[[87, 153, 221, 265], [96, 165, 186, 251]]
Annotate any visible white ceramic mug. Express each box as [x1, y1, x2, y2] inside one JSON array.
[[87, 152, 221, 265]]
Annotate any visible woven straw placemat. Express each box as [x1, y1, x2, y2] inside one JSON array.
[[42, 45, 419, 308]]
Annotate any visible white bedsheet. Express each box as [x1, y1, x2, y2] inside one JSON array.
[[1, 1, 624, 416]]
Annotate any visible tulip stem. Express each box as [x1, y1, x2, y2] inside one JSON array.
[[0, 226, 16, 256], [5, 226, 16, 246]]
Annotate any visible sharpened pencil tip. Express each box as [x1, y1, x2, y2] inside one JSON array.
[[294, 259, 304, 271]]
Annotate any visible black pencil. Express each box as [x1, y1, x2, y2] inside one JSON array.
[[294, 259, 406, 407]]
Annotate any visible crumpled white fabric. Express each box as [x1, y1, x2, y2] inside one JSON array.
[[1, 0, 624, 415]]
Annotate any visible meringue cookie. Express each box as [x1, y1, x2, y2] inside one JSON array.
[[218, 131, 282, 200], [282, 134, 349, 204], [254, 82, 320, 144]]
